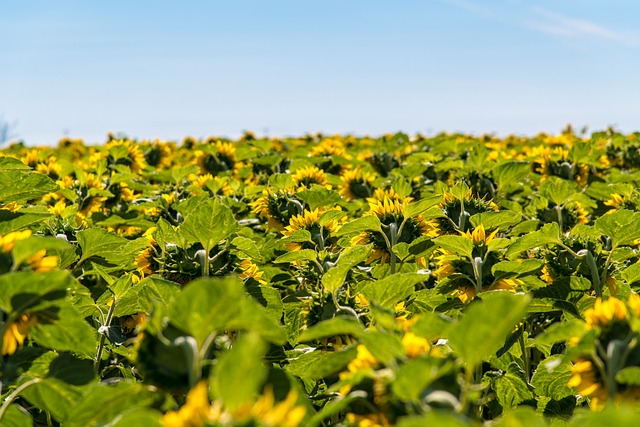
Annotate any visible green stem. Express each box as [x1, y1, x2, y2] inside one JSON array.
[[388, 223, 399, 275], [0, 377, 42, 423], [519, 328, 530, 381], [94, 296, 118, 376]]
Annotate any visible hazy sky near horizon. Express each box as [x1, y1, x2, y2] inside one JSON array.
[[1, 0, 639, 145]]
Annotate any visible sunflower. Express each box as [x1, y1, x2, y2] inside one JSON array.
[[195, 141, 238, 175], [105, 139, 147, 173], [434, 224, 519, 302], [339, 168, 376, 201], [76, 173, 109, 225], [282, 208, 341, 251], [583, 297, 628, 329], [438, 188, 498, 233], [35, 156, 62, 180], [352, 196, 438, 264], [237, 259, 266, 284], [135, 229, 160, 277], [142, 139, 175, 168], [57, 137, 86, 160], [162, 381, 211, 427], [529, 145, 590, 187], [567, 359, 608, 410], [251, 189, 306, 231], [291, 165, 331, 190], [2, 313, 38, 355]]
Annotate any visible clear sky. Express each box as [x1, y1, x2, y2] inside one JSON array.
[[1, 0, 639, 145]]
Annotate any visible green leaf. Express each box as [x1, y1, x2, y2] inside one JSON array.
[[76, 228, 129, 265], [447, 292, 530, 368], [169, 277, 285, 346], [21, 378, 88, 422], [470, 211, 522, 231], [533, 319, 586, 348], [491, 260, 544, 280], [0, 156, 31, 171], [285, 347, 357, 379], [322, 245, 372, 292], [231, 236, 265, 262], [539, 177, 578, 206], [0, 270, 71, 315], [531, 355, 574, 400], [595, 209, 640, 248], [64, 381, 160, 427], [391, 358, 453, 402], [179, 197, 238, 252], [245, 283, 283, 324], [491, 161, 530, 188], [505, 222, 561, 259], [298, 317, 365, 342], [212, 332, 267, 412], [334, 216, 382, 237], [493, 362, 534, 408], [268, 173, 294, 191], [360, 273, 428, 309], [0, 209, 54, 235], [2, 404, 33, 427], [296, 186, 342, 211], [359, 331, 404, 365], [433, 235, 473, 259], [615, 367, 640, 386], [274, 249, 317, 264], [403, 196, 445, 219], [31, 303, 98, 358], [0, 170, 58, 203]]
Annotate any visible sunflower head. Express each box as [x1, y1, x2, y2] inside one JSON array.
[[105, 139, 147, 173], [142, 139, 175, 168], [438, 189, 498, 233], [2, 313, 38, 355], [251, 189, 306, 231], [339, 168, 376, 201], [195, 141, 237, 175], [283, 208, 341, 251], [291, 165, 331, 190]]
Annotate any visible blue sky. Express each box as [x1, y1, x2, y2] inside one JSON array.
[[1, 0, 639, 145]]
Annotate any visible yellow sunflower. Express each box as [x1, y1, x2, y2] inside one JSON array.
[[2, 313, 38, 355], [105, 139, 147, 173], [291, 165, 331, 190], [339, 168, 376, 201], [282, 208, 341, 251], [352, 196, 438, 264]]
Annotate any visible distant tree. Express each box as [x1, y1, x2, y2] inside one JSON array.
[[0, 115, 18, 145]]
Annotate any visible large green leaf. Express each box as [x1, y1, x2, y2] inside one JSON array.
[[0, 208, 53, 235], [322, 245, 372, 292], [334, 216, 382, 237], [298, 317, 365, 342], [391, 358, 453, 402], [21, 377, 89, 423], [76, 228, 129, 265], [505, 222, 561, 259], [493, 362, 534, 408], [0, 170, 58, 203], [531, 355, 574, 400], [0, 270, 71, 315], [360, 273, 428, 309], [594, 209, 640, 248], [211, 332, 267, 412], [179, 196, 238, 252], [30, 303, 98, 358], [169, 277, 285, 346], [447, 292, 530, 368], [433, 235, 473, 259], [64, 381, 160, 427]]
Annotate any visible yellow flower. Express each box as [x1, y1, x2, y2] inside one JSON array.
[[584, 297, 628, 329], [567, 359, 607, 410], [340, 168, 376, 200], [627, 293, 640, 318], [347, 345, 378, 373], [345, 412, 390, 427], [402, 332, 431, 358], [162, 381, 211, 427], [0, 230, 32, 252], [0, 201, 22, 212], [27, 249, 58, 272], [291, 165, 331, 190], [461, 224, 498, 247], [249, 387, 306, 427], [238, 259, 266, 284], [2, 313, 38, 355]]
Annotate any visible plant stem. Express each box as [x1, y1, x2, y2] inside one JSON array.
[[0, 377, 42, 423], [94, 296, 117, 376]]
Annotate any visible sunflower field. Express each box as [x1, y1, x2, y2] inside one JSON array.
[[3, 129, 640, 426]]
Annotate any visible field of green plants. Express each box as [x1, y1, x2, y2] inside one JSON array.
[[3, 129, 640, 426]]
